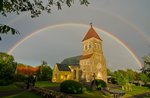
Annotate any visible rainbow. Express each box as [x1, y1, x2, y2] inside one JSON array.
[[7, 23, 143, 68]]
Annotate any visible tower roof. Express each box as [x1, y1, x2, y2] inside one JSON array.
[[82, 24, 102, 41]]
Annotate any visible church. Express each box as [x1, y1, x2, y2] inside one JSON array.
[[52, 24, 107, 83]]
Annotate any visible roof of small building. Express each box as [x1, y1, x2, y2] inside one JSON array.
[[80, 54, 93, 60], [56, 63, 70, 71], [56, 63, 79, 71], [82, 25, 102, 41]]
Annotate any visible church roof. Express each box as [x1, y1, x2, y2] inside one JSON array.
[[56, 63, 71, 71], [56, 63, 79, 71], [82, 25, 102, 41], [80, 54, 93, 60]]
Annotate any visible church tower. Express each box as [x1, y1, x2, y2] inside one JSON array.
[[80, 24, 107, 82]]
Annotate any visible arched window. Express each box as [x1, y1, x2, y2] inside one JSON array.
[[85, 45, 87, 50], [89, 44, 91, 49], [73, 70, 76, 79]]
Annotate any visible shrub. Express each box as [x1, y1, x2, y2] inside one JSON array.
[[0, 79, 13, 86], [91, 79, 107, 90], [14, 74, 28, 82], [60, 80, 83, 94]]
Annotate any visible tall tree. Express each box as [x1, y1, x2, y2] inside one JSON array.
[[37, 61, 53, 81], [141, 54, 150, 73], [0, 0, 90, 40], [0, 52, 17, 85]]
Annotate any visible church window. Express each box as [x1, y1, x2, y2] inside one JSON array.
[[64, 75, 68, 79], [73, 70, 76, 79], [89, 44, 91, 49], [60, 75, 64, 79], [85, 45, 87, 50]]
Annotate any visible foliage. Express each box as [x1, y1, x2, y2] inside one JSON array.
[[0, 79, 13, 86], [141, 54, 150, 73], [0, 52, 17, 85], [112, 70, 128, 86], [107, 68, 113, 76], [60, 80, 83, 94], [91, 79, 107, 90], [0, 0, 90, 17], [0, 0, 90, 40], [126, 69, 137, 82], [16, 64, 39, 76], [140, 73, 150, 84], [14, 74, 28, 82], [0, 24, 19, 40], [0, 84, 19, 92], [36, 62, 53, 81]]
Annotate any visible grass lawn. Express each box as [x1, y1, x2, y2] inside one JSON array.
[[35, 81, 60, 88], [0, 84, 20, 92], [4, 91, 42, 98], [123, 85, 150, 97], [72, 90, 109, 98]]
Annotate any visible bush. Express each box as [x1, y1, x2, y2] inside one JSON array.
[[0, 79, 13, 86], [60, 80, 83, 94], [14, 74, 28, 82], [91, 79, 107, 90]]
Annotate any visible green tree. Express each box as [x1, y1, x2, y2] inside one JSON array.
[[112, 70, 130, 90], [37, 61, 52, 81], [0, 0, 90, 40], [140, 73, 150, 85], [107, 68, 113, 76], [126, 69, 136, 82], [0, 52, 17, 85], [141, 54, 150, 73], [112, 70, 127, 86], [140, 54, 150, 85]]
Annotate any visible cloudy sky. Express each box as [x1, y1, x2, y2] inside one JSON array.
[[0, 0, 150, 71]]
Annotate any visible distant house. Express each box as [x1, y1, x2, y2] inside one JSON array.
[[52, 24, 107, 83], [52, 63, 79, 82]]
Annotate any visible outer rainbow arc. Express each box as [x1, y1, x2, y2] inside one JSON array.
[[6, 6, 150, 44], [7, 23, 143, 68]]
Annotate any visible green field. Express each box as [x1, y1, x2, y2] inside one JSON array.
[[0, 84, 20, 92], [1, 82, 150, 98], [72, 90, 109, 98], [4, 91, 42, 98], [124, 85, 150, 97]]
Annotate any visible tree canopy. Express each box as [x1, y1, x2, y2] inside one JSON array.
[[0, 52, 17, 85], [0, 0, 90, 40], [141, 54, 150, 73]]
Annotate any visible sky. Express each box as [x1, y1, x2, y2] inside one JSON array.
[[0, 0, 150, 71]]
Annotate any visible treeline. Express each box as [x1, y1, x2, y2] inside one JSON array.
[[0, 52, 53, 86]]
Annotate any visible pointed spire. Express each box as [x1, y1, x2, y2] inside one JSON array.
[[90, 22, 93, 28], [82, 23, 102, 41]]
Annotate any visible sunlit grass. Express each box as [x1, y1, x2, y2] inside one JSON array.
[[123, 85, 150, 97], [72, 90, 110, 98]]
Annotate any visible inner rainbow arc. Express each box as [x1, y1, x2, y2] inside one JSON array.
[[7, 23, 143, 68]]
